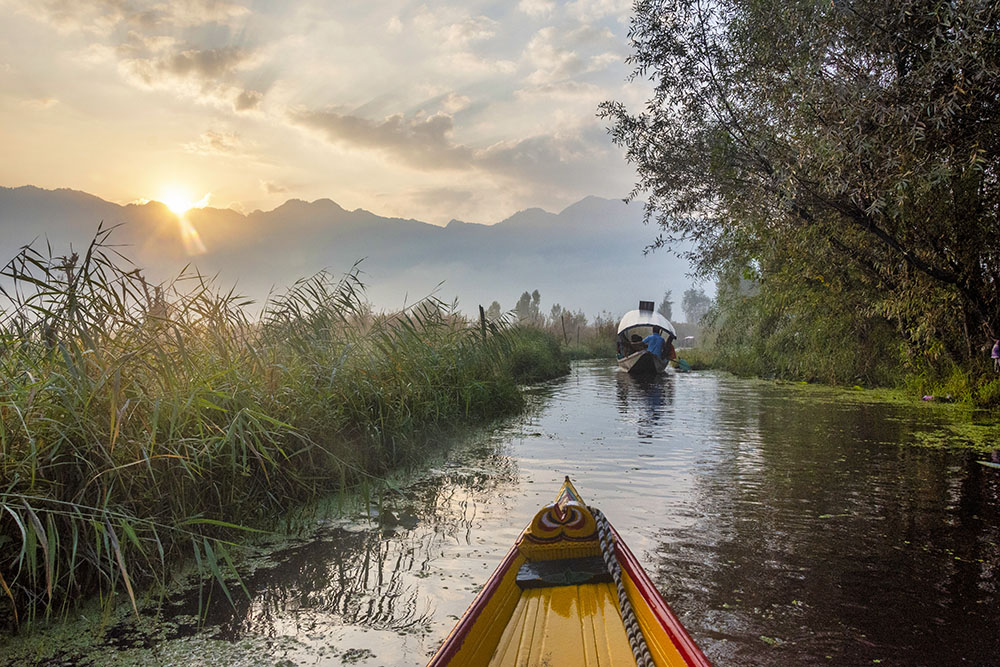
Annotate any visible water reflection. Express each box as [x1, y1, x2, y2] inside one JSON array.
[[106, 435, 523, 659], [646, 382, 1000, 666], [89, 363, 1000, 665], [614, 370, 675, 441], [181, 527, 434, 639]]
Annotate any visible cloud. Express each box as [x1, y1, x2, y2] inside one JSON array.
[[439, 92, 471, 114], [523, 25, 621, 84], [260, 180, 287, 195], [292, 102, 625, 200], [234, 89, 262, 111], [518, 0, 557, 18], [443, 16, 498, 47], [16, 0, 249, 35], [514, 80, 602, 102], [118, 44, 260, 108], [566, 0, 633, 22], [125, 46, 250, 85], [182, 129, 246, 156], [477, 126, 628, 196], [15, 1, 259, 108], [290, 109, 473, 169]]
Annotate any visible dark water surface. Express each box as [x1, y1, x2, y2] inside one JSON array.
[[11, 361, 1000, 665]]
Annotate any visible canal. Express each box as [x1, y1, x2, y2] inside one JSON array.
[[6, 361, 1000, 665]]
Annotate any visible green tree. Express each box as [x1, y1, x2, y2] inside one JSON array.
[[514, 290, 541, 323], [601, 0, 1000, 359], [514, 291, 531, 321], [682, 287, 712, 324], [656, 290, 673, 320], [486, 300, 502, 321]]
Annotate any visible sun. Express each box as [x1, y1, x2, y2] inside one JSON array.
[[158, 186, 210, 216], [159, 186, 195, 215]]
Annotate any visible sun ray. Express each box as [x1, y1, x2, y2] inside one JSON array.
[[157, 185, 209, 254]]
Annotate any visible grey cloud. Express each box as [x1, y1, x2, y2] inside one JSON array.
[[25, 0, 247, 33], [122, 45, 254, 96], [165, 46, 248, 79], [23, 1, 257, 102], [234, 89, 262, 111], [291, 105, 629, 210], [292, 105, 624, 195], [290, 110, 473, 169]]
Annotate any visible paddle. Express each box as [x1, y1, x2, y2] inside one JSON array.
[[977, 460, 1000, 470], [675, 358, 692, 372]]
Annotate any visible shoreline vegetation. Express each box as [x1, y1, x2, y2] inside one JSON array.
[[0, 230, 569, 631], [597, 2, 998, 409]]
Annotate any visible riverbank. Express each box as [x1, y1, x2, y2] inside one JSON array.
[[0, 239, 569, 630], [681, 344, 1000, 410]]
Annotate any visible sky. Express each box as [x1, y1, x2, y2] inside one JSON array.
[[0, 0, 652, 225]]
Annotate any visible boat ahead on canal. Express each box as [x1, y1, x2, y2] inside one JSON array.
[[616, 301, 677, 376], [428, 477, 710, 667]]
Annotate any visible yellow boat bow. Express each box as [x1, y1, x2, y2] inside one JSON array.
[[428, 477, 711, 666]]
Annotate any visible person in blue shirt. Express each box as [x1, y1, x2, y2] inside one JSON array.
[[643, 326, 667, 358]]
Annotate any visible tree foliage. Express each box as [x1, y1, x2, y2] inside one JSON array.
[[657, 290, 673, 320], [602, 0, 1000, 362], [514, 290, 541, 323], [682, 287, 713, 324]]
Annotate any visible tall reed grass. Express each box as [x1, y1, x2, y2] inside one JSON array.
[[0, 228, 553, 629]]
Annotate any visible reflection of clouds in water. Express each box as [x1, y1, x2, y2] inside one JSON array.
[[160, 525, 434, 639], [647, 380, 1000, 666], [117, 432, 522, 657]]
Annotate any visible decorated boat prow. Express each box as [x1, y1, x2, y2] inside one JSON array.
[[428, 477, 711, 666]]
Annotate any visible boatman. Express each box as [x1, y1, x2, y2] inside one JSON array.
[[643, 326, 668, 358]]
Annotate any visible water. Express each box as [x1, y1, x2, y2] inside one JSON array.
[[10, 361, 1000, 665]]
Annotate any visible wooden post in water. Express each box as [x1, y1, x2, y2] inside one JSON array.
[[561, 314, 568, 343], [479, 304, 487, 341]]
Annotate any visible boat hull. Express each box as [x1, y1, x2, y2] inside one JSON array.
[[618, 350, 668, 375], [428, 478, 711, 666]]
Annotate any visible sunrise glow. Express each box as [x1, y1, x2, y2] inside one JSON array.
[[158, 187, 211, 216]]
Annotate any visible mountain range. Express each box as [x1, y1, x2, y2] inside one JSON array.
[[0, 185, 695, 318]]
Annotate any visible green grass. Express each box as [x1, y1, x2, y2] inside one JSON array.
[[0, 229, 567, 629], [503, 326, 570, 383]]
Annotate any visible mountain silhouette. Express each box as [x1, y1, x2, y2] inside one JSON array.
[[0, 185, 693, 317]]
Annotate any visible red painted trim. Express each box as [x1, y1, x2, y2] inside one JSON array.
[[426, 542, 521, 666], [611, 524, 713, 667]]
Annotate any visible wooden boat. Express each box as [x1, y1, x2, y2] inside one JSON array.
[[428, 477, 711, 666], [618, 348, 668, 376], [616, 301, 677, 376]]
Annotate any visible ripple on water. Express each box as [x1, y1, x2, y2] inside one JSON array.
[[8, 361, 998, 666]]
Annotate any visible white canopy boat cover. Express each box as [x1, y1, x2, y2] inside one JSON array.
[[616, 308, 676, 338]]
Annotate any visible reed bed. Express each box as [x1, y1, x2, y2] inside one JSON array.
[[0, 228, 550, 629]]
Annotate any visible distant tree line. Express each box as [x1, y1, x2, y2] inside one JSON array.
[[602, 0, 999, 383], [484, 287, 710, 358]]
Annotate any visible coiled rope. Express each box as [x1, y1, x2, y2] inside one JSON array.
[[590, 506, 655, 667]]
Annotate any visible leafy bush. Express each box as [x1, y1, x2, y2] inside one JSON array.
[[503, 326, 569, 383]]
